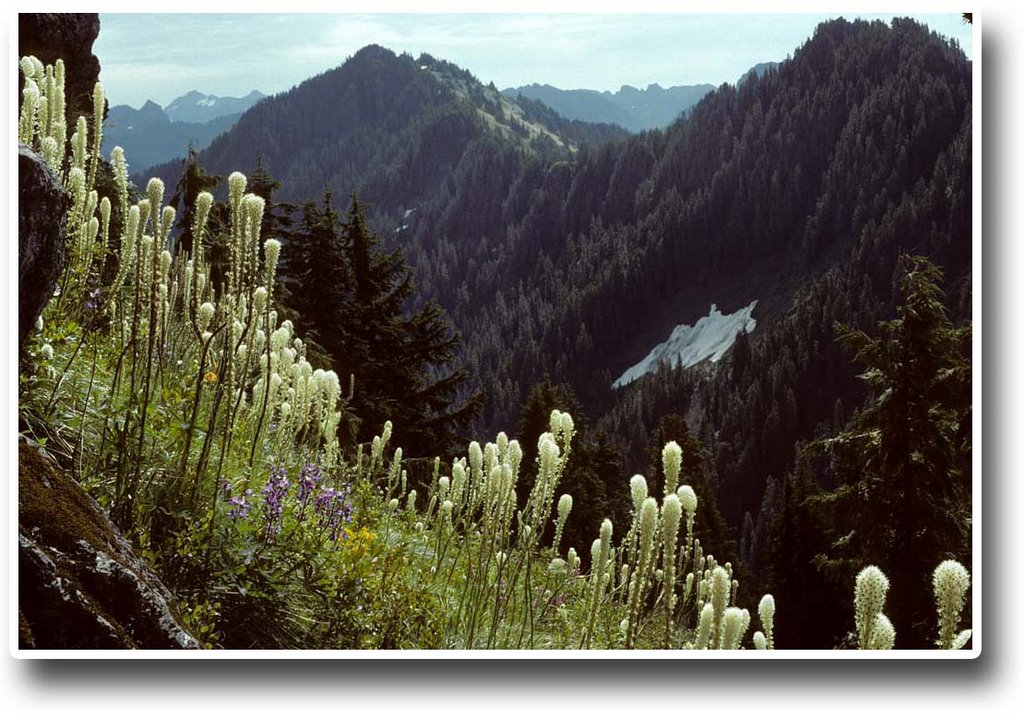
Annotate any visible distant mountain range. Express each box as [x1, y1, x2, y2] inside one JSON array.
[[164, 89, 266, 124], [502, 82, 715, 132], [102, 90, 265, 175]]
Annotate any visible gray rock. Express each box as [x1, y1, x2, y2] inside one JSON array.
[[18, 439, 199, 650], [18, 13, 102, 124], [19, 143, 69, 351]]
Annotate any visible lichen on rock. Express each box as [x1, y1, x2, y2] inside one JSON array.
[[18, 439, 198, 649]]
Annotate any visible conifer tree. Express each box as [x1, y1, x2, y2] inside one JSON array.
[[649, 414, 735, 565], [247, 157, 295, 246], [337, 196, 481, 457], [169, 145, 221, 255], [516, 378, 625, 561], [281, 192, 351, 369], [812, 254, 971, 647], [275, 191, 481, 459], [757, 446, 845, 648]]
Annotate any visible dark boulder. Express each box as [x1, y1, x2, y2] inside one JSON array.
[[18, 439, 199, 650], [19, 143, 69, 350], [18, 13, 102, 123]]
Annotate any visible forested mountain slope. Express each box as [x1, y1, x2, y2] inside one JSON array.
[[149, 45, 626, 224], [155, 16, 970, 470], [146, 21, 971, 632]]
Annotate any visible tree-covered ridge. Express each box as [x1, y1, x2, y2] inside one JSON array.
[[418, 16, 971, 442], [147, 45, 623, 220]]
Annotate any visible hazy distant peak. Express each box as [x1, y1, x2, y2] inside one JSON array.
[[504, 81, 714, 132], [737, 61, 780, 86], [139, 99, 164, 114], [163, 89, 265, 124]]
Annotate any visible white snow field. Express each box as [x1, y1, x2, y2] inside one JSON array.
[[612, 300, 758, 388]]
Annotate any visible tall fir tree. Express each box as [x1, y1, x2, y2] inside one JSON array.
[[342, 196, 481, 456], [648, 414, 736, 570], [811, 254, 971, 647], [280, 192, 351, 371], [305, 196, 481, 457], [169, 145, 222, 256], [516, 378, 626, 564]]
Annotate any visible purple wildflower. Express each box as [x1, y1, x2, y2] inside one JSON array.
[[295, 463, 324, 522], [84, 288, 100, 312], [313, 483, 354, 543], [227, 495, 250, 520], [260, 466, 290, 538]]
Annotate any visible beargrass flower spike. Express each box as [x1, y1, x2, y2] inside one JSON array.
[[710, 565, 731, 646], [719, 607, 747, 650], [662, 441, 682, 497], [625, 497, 659, 648], [855, 565, 890, 649], [661, 493, 683, 647], [88, 81, 104, 188], [629, 475, 648, 512], [868, 613, 895, 650], [696, 603, 715, 649], [264, 238, 282, 289], [758, 594, 775, 650], [933, 559, 971, 649], [584, 518, 614, 648], [146, 178, 165, 235], [552, 493, 573, 551]]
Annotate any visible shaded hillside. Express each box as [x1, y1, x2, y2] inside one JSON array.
[[435, 18, 970, 439], [103, 101, 240, 174], [148, 45, 625, 229]]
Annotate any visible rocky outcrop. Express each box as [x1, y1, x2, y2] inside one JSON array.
[[18, 13, 102, 123], [19, 143, 69, 350], [18, 439, 199, 650]]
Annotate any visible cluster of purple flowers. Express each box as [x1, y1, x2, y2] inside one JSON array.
[[227, 494, 251, 519], [84, 288, 100, 312], [260, 466, 290, 537], [222, 464, 353, 544], [295, 463, 324, 522], [224, 479, 254, 520], [313, 484, 354, 543]]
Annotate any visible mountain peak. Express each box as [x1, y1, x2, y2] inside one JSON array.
[[352, 44, 399, 63], [163, 89, 266, 124], [737, 61, 780, 86]]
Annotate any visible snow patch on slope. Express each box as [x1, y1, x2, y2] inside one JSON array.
[[612, 300, 758, 389]]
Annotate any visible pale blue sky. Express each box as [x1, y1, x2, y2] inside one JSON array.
[[94, 12, 973, 110]]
